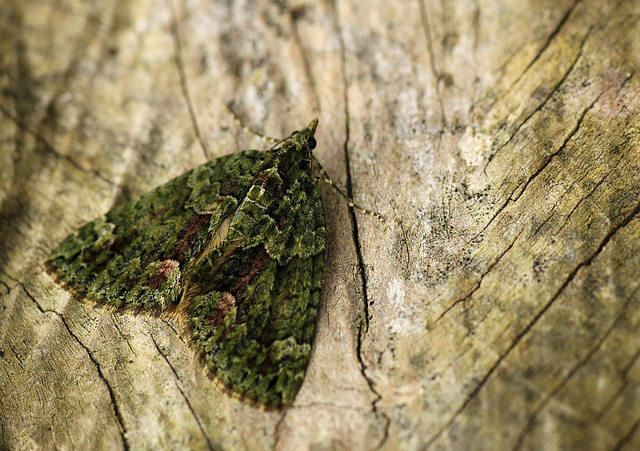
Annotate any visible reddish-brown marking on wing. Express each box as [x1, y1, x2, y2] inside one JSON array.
[[209, 292, 237, 327], [166, 213, 213, 263], [148, 259, 180, 289], [230, 246, 269, 294]]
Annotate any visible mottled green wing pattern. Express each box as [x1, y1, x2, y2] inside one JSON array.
[[46, 150, 265, 314], [46, 119, 325, 409], [185, 171, 325, 409]]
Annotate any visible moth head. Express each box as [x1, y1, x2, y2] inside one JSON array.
[[290, 118, 318, 151]]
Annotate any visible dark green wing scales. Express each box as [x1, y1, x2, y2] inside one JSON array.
[[185, 172, 325, 408], [46, 149, 265, 314], [46, 119, 325, 409]]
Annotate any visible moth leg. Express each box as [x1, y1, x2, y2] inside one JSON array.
[[312, 155, 386, 222]]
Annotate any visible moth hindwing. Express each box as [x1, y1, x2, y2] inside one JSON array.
[[46, 118, 325, 410]]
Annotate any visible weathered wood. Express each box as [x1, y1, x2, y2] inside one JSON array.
[[1, 0, 639, 449]]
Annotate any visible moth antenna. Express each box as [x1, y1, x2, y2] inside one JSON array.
[[312, 156, 386, 222], [224, 104, 282, 144]]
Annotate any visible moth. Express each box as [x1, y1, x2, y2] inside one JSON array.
[[46, 119, 326, 410]]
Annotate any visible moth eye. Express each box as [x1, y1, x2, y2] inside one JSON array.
[[307, 137, 317, 150]]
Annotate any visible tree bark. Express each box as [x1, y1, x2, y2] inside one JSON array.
[[1, 0, 639, 449]]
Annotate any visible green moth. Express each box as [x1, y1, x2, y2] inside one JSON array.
[[46, 119, 325, 410]]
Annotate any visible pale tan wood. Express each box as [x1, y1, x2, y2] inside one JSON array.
[[1, 0, 639, 449]]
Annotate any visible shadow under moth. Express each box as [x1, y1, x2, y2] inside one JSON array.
[[46, 119, 328, 410]]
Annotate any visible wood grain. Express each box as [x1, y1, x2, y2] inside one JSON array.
[[1, 0, 639, 449]]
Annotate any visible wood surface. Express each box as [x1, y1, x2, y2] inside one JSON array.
[[1, 0, 639, 449]]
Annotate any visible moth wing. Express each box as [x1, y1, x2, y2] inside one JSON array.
[[182, 172, 326, 409], [46, 150, 265, 315]]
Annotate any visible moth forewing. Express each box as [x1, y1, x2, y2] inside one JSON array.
[[47, 119, 326, 409]]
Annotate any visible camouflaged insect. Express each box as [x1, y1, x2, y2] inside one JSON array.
[[46, 119, 324, 410]]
